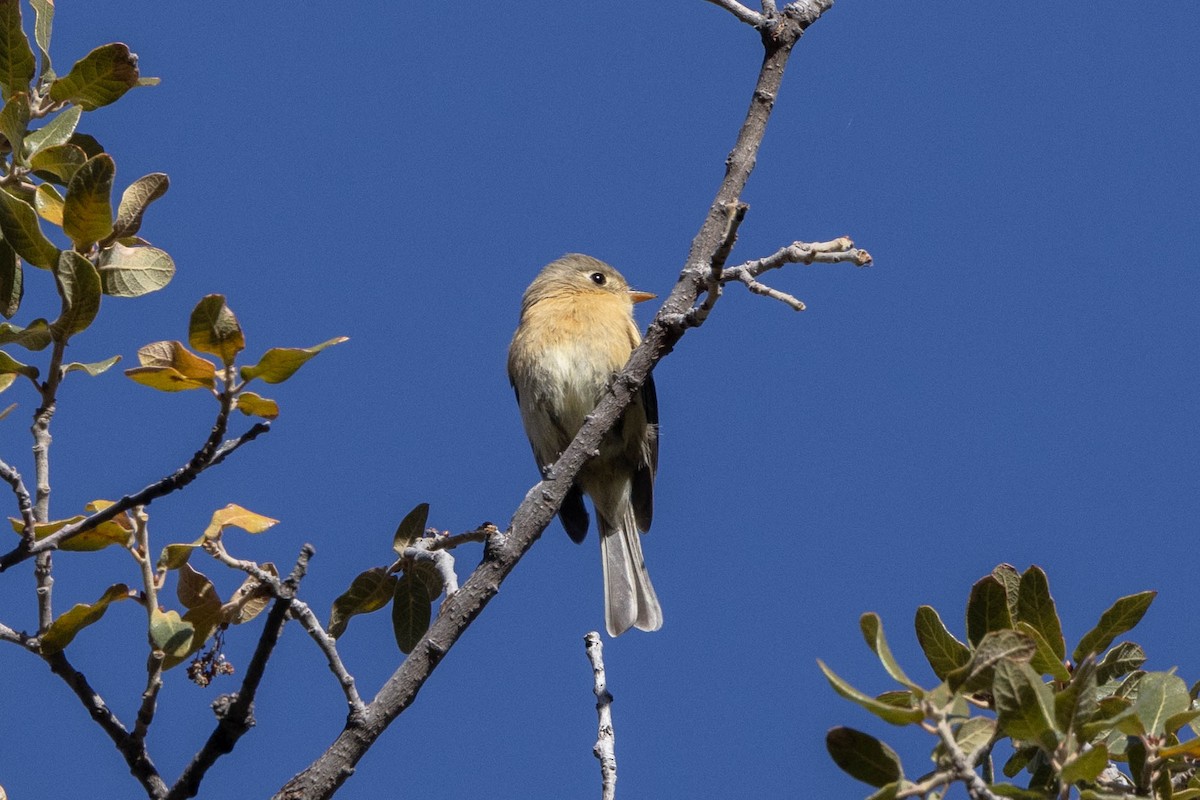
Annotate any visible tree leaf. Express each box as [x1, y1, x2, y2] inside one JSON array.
[[993, 659, 1059, 748], [50, 250, 101, 340], [156, 538, 203, 571], [825, 727, 904, 787], [0, 186, 59, 269], [163, 562, 223, 669], [39, 583, 131, 654], [947, 629, 1037, 693], [392, 572, 431, 655], [0, 91, 29, 162], [240, 336, 348, 384], [861, 612, 922, 694], [1073, 591, 1156, 663], [9, 512, 130, 551], [202, 504, 278, 539], [97, 242, 174, 296], [1014, 621, 1071, 682], [0, 237, 19, 317], [328, 566, 398, 639], [25, 107, 81, 158], [29, 0, 51, 77], [34, 183, 64, 225], [1133, 671, 1191, 737], [1016, 565, 1065, 662], [135, 340, 215, 383], [48, 42, 141, 111], [409, 559, 444, 602], [188, 294, 244, 366], [62, 152, 114, 248], [991, 563, 1022, 621], [817, 660, 924, 725], [966, 575, 1014, 647], [30, 144, 85, 189], [0, 319, 49, 350], [0, 348, 36, 379], [220, 564, 278, 625], [235, 391, 278, 420], [148, 608, 194, 658], [935, 716, 996, 767], [914, 605, 971, 681], [124, 366, 215, 393], [1054, 656, 1098, 736], [1095, 642, 1146, 686], [61, 354, 120, 378], [0, 0, 35, 99], [392, 502, 430, 554], [111, 172, 168, 239]]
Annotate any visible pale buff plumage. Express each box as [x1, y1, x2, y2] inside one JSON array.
[[508, 254, 662, 636]]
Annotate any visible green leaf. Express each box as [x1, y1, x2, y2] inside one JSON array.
[[0, 186, 59, 269], [991, 783, 1058, 799], [68, 131, 103, 158], [328, 566, 398, 639], [0, 0, 35, 99], [1133, 671, 1191, 736], [202, 504, 278, 539], [48, 42, 142, 111], [61, 354, 120, 379], [111, 172, 168, 239], [51, 250, 101, 340], [0, 348, 36, 379], [29, 0, 51, 77], [1165, 709, 1200, 736], [1002, 745, 1037, 778], [97, 242, 174, 296], [992, 563, 1022, 621], [188, 294, 244, 366], [860, 612, 922, 694], [392, 572, 431, 655], [239, 336, 348, 384], [62, 153, 115, 248], [24, 106, 81, 157], [914, 605, 972, 680], [409, 559, 445, 601], [0, 319, 49, 350], [825, 727, 904, 788], [966, 575, 1013, 647], [235, 391, 278, 420], [1095, 642, 1146, 686], [993, 659, 1059, 749], [1054, 656, 1098, 737], [1015, 566, 1065, 662], [34, 183, 64, 225], [1073, 591, 1156, 663], [864, 783, 900, 800], [817, 660, 924, 725], [0, 237, 19, 317], [30, 142, 85, 184], [1127, 736, 1148, 792], [1014, 621, 1071, 682], [392, 502, 430, 554], [947, 629, 1037, 693], [0, 91, 29, 162], [163, 562, 222, 669], [148, 608, 194, 658], [39, 583, 131, 654], [157, 540, 201, 571]]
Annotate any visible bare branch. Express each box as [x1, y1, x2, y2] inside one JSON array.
[[287, 596, 366, 717], [704, 0, 765, 27], [168, 546, 313, 800], [43, 650, 168, 799], [426, 523, 498, 552], [718, 237, 872, 311], [0, 456, 36, 538], [584, 632, 617, 800]]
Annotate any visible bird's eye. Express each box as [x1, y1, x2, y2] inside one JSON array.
[[589, 272, 607, 286]]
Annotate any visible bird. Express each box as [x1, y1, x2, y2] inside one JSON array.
[[508, 253, 663, 636]]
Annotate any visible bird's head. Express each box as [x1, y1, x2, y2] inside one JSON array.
[[522, 254, 655, 311]]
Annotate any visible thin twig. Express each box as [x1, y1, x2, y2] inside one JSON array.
[[0, 456, 36, 539], [426, 523, 498, 552], [584, 632, 617, 800], [286, 597, 366, 717], [43, 649, 168, 798], [31, 336, 67, 631], [704, 0, 765, 27], [719, 237, 873, 311], [132, 507, 165, 744], [167, 546, 313, 800], [934, 717, 999, 800]]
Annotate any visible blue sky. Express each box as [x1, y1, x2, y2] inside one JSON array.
[[1, 1, 1198, 798]]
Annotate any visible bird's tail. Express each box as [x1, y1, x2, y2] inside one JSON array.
[[599, 502, 662, 637]]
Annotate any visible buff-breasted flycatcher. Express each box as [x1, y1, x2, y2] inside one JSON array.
[[508, 253, 663, 636]]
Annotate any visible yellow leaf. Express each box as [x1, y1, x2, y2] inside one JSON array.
[[135, 340, 215, 383], [236, 391, 279, 420], [124, 365, 213, 392], [203, 504, 278, 540]]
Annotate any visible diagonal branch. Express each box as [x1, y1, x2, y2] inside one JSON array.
[[274, 5, 840, 799], [705, 0, 765, 27], [0, 408, 270, 571], [166, 545, 312, 800]]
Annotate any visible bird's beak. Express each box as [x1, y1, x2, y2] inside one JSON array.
[[629, 290, 656, 304]]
